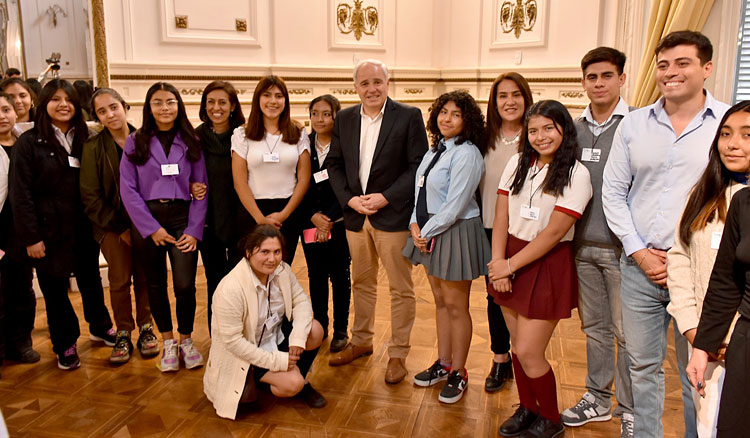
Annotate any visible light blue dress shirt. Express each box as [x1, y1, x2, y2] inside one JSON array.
[[602, 90, 729, 256], [409, 137, 483, 240]]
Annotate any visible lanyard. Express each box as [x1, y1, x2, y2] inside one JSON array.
[[264, 133, 282, 154], [528, 164, 544, 208], [257, 281, 273, 344]]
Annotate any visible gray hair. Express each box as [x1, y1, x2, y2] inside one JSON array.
[[353, 59, 389, 83]]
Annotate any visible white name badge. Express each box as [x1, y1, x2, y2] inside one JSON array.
[[520, 204, 540, 221], [161, 164, 179, 176], [711, 231, 723, 250], [265, 312, 280, 329], [313, 169, 329, 183], [67, 156, 80, 168], [263, 153, 280, 163], [418, 176, 425, 188], [581, 148, 601, 162]]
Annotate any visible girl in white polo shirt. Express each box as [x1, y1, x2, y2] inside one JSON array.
[[489, 100, 592, 438], [232, 75, 311, 263]]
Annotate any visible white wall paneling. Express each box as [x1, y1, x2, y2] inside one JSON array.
[[20, 0, 91, 79], [159, 0, 259, 46]]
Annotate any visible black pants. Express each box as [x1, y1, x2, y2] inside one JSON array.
[[199, 226, 240, 334], [36, 234, 113, 355], [236, 198, 301, 265], [0, 256, 36, 358], [717, 316, 750, 436], [132, 201, 198, 335], [485, 228, 511, 355], [252, 318, 318, 380], [301, 221, 351, 336]]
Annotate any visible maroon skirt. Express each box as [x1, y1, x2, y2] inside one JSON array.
[[488, 235, 578, 320]]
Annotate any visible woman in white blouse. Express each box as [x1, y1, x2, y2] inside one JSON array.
[[231, 76, 311, 262], [203, 224, 325, 420], [669, 101, 750, 437]]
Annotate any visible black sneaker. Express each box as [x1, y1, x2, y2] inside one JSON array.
[[110, 331, 133, 364], [519, 416, 564, 438], [90, 327, 116, 346], [330, 332, 348, 353], [438, 370, 467, 404], [413, 359, 450, 387], [137, 323, 159, 357], [5, 347, 41, 363], [499, 405, 538, 437], [57, 343, 81, 370]]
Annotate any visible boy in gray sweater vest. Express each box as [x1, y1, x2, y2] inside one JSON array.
[[561, 47, 634, 438]]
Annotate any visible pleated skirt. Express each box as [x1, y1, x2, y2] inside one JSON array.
[[488, 234, 578, 320], [402, 216, 491, 281]]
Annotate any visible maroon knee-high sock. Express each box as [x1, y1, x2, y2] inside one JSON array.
[[511, 353, 537, 413], [528, 367, 560, 423]]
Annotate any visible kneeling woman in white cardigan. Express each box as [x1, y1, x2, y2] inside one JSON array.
[[203, 224, 325, 420]]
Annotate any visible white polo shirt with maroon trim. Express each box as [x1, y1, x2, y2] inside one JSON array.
[[497, 153, 592, 242]]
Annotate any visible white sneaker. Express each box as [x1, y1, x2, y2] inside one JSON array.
[[159, 339, 179, 372], [620, 412, 634, 438], [179, 338, 204, 369], [561, 391, 612, 426]]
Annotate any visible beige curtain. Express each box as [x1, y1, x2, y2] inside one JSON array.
[[632, 0, 715, 107]]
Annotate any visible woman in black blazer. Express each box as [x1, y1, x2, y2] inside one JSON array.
[[301, 95, 351, 352], [10, 79, 114, 370]]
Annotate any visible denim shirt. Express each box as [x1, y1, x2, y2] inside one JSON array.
[[602, 90, 729, 255], [409, 137, 483, 239]]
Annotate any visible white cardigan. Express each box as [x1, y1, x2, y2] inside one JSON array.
[[203, 259, 313, 420], [667, 184, 745, 340]]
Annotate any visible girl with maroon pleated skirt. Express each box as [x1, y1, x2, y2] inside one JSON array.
[[489, 100, 592, 438]]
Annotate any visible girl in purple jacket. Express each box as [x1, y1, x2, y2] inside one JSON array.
[[120, 82, 208, 373]]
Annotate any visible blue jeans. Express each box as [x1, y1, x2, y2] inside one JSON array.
[[620, 253, 696, 437], [575, 244, 632, 416]]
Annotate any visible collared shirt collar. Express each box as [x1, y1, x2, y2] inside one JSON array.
[[579, 97, 629, 125], [440, 136, 457, 151], [248, 260, 283, 292], [51, 124, 75, 154], [360, 99, 387, 121], [651, 89, 720, 122]]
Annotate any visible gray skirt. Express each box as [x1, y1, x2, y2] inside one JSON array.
[[402, 216, 491, 281]]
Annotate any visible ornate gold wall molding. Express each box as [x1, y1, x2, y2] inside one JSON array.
[[110, 74, 581, 83], [235, 18, 247, 32], [560, 90, 584, 99], [175, 15, 188, 29], [336, 0, 378, 41], [500, 0, 537, 39], [403, 88, 424, 95], [91, 0, 109, 87]]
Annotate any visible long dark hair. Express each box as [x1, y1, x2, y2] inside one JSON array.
[[485, 72, 533, 154], [198, 80, 245, 130], [89, 87, 130, 123], [244, 75, 301, 144], [509, 100, 578, 197], [426, 90, 485, 151], [678, 100, 750, 245], [128, 82, 200, 165], [35, 79, 88, 158]]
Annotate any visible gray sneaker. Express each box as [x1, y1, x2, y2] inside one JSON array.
[[620, 412, 634, 438], [561, 391, 612, 426]]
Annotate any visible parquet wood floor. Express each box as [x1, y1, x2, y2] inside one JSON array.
[[0, 248, 687, 437]]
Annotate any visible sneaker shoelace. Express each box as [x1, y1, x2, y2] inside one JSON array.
[[163, 342, 178, 360], [180, 340, 200, 359], [64, 344, 77, 357]]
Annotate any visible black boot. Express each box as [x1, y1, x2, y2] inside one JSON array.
[[485, 357, 513, 392]]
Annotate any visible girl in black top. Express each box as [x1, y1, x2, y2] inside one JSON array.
[[10, 79, 114, 370], [300, 94, 351, 352], [0, 92, 39, 368]]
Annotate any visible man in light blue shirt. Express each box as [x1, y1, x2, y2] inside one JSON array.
[[602, 31, 729, 438]]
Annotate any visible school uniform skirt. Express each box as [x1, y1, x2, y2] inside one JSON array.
[[488, 234, 578, 320], [403, 216, 491, 281]]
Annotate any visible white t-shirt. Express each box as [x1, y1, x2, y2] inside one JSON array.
[[231, 126, 310, 199], [497, 153, 592, 242]]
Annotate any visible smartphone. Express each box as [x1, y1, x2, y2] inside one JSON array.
[[303, 228, 331, 243], [426, 238, 435, 253]]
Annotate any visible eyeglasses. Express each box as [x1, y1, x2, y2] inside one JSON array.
[[150, 99, 179, 108]]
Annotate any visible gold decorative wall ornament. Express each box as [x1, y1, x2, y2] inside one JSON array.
[[403, 88, 424, 95], [331, 88, 358, 95], [500, 0, 537, 39], [175, 15, 188, 29], [288, 88, 312, 95], [336, 0, 378, 41], [560, 90, 584, 99], [235, 18, 247, 32]]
